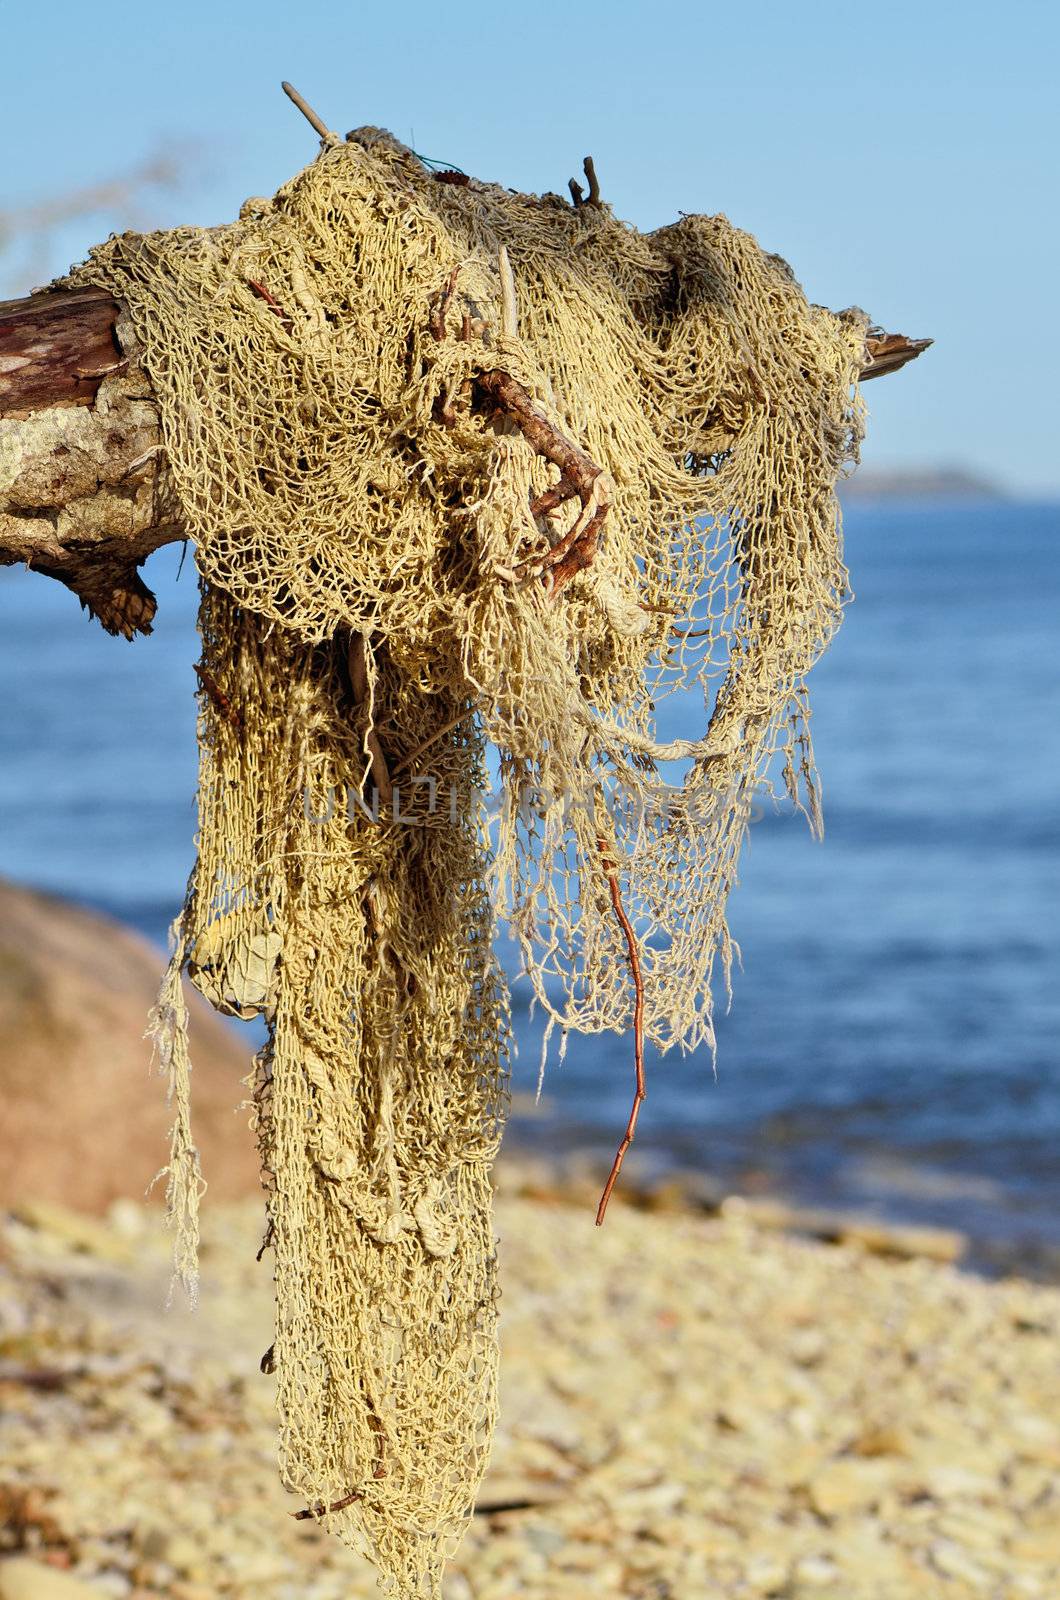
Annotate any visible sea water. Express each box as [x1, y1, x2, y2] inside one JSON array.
[[1, 501, 1057, 1272]]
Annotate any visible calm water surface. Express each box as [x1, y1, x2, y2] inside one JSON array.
[[1, 502, 1057, 1272]]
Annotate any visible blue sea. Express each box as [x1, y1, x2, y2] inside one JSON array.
[[1, 502, 1057, 1274]]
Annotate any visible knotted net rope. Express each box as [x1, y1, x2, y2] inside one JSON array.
[[65, 127, 866, 1596]]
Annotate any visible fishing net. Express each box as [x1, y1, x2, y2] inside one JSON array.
[[64, 126, 867, 1596]]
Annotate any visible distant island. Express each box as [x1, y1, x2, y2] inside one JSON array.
[[840, 466, 1007, 503]]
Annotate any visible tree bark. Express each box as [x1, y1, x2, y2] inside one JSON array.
[[0, 285, 929, 638], [0, 289, 181, 636]]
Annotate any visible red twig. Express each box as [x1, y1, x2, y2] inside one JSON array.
[[194, 663, 243, 733], [428, 265, 461, 342], [246, 278, 294, 334], [291, 1491, 361, 1521], [595, 834, 646, 1225], [290, 1407, 384, 1519], [529, 477, 579, 519], [428, 276, 612, 594], [474, 369, 612, 598], [368, 1408, 388, 1479]]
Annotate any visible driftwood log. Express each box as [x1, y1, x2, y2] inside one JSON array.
[[0, 283, 930, 638]]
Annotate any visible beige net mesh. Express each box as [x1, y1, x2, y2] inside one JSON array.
[[64, 127, 867, 1596]]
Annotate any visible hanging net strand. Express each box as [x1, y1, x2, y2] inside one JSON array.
[[60, 115, 885, 1597]]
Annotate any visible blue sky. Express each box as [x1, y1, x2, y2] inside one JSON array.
[[2, 0, 1057, 494]]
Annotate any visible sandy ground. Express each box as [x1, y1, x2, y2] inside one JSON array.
[[1, 1182, 1059, 1600]]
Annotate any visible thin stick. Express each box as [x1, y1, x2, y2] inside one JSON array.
[[498, 245, 518, 339], [569, 156, 602, 209], [430, 296, 611, 595], [391, 712, 469, 775], [474, 369, 612, 596], [595, 834, 646, 1225], [292, 1491, 361, 1521], [194, 663, 243, 733], [246, 278, 294, 334], [280, 80, 338, 145], [860, 331, 934, 381], [428, 265, 461, 343]]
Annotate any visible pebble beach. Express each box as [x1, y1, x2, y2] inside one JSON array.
[[2, 1171, 1058, 1600]]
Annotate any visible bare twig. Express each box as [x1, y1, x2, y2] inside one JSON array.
[[292, 1491, 362, 1521], [861, 331, 934, 381], [474, 369, 612, 596], [289, 1401, 384, 1520], [498, 245, 518, 339], [0, 1365, 76, 1391], [428, 280, 611, 593], [474, 1496, 550, 1516], [194, 663, 243, 733], [391, 712, 470, 775], [280, 80, 339, 146], [246, 278, 294, 334], [595, 833, 646, 1225], [368, 1407, 388, 1479], [428, 264, 462, 343], [569, 156, 602, 209]]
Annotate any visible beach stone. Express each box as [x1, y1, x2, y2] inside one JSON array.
[[788, 1327, 827, 1366], [837, 1220, 966, 1264], [0, 1561, 108, 1600], [150, 1537, 201, 1579], [851, 1424, 910, 1458], [1010, 1526, 1060, 1567], [3, 1191, 1059, 1599], [792, 1553, 841, 1587], [809, 1458, 896, 1515], [743, 1554, 789, 1593], [0, 877, 259, 1213], [11, 1200, 133, 1264], [930, 1539, 993, 1588], [935, 1507, 1016, 1550], [1008, 1413, 1060, 1464], [920, 1462, 999, 1500]]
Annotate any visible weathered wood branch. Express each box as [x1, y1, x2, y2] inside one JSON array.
[[860, 330, 933, 381], [0, 286, 930, 637], [1, 289, 180, 637], [0, 288, 125, 417]]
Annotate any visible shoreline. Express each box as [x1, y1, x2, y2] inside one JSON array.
[[494, 1132, 1060, 1285], [1, 1191, 1058, 1599]]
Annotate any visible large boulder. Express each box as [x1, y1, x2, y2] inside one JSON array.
[[0, 878, 260, 1212]]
